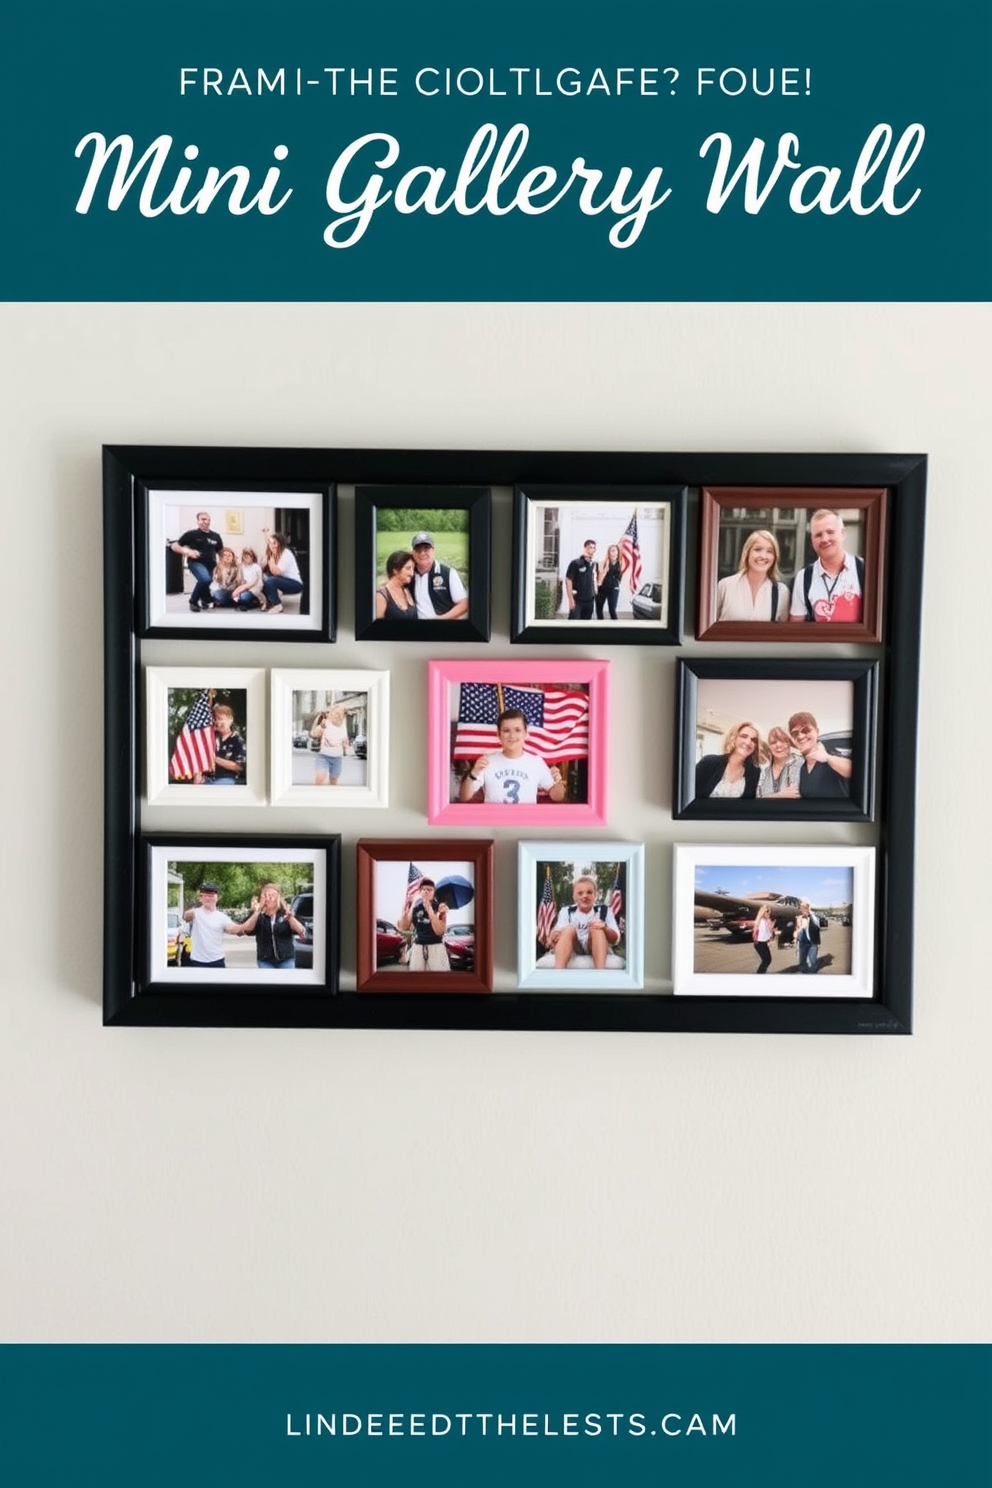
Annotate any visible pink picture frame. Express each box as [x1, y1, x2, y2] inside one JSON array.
[[427, 659, 610, 826]]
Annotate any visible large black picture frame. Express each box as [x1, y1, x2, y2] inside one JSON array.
[[104, 445, 925, 1033]]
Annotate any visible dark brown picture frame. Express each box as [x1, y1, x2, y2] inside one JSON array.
[[697, 486, 887, 643], [356, 839, 494, 993]]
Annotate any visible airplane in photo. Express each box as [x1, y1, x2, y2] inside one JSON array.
[[694, 888, 834, 940]]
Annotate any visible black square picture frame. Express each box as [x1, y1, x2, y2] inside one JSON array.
[[354, 484, 491, 642], [511, 482, 686, 644]]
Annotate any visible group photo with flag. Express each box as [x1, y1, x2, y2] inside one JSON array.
[[518, 493, 674, 630]]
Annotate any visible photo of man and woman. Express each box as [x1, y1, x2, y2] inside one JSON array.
[[699, 490, 886, 641], [522, 497, 670, 628], [373, 507, 470, 623], [160, 850, 322, 982]]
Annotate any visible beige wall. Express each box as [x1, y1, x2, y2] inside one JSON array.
[[1, 303, 989, 1342]]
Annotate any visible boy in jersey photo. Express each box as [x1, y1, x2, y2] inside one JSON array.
[[458, 708, 567, 805], [549, 875, 621, 969]]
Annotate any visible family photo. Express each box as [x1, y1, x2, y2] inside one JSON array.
[[145, 488, 325, 635], [697, 488, 887, 642]]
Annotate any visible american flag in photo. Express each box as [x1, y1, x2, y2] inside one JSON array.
[[610, 864, 625, 939], [619, 509, 642, 594], [169, 689, 215, 780], [404, 862, 425, 906], [536, 866, 557, 945], [453, 683, 589, 762]]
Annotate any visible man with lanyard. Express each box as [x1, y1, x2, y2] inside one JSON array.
[[565, 539, 598, 620], [397, 878, 450, 972], [790, 508, 864, 624], [408, 532, 469, 620], [171, 510, 223, 613]]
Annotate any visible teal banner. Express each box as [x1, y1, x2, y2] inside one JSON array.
[[1, 1344, 990, 1485], [1, 0, 989, 300]]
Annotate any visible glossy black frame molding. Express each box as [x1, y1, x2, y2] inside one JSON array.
[[354, 484, 491, 642], [674, 659, 878, 822], [111, 833, 342, 1027], [134, 473, 336, 642], [511, 483, 687, 645], [104, 446, 925, 1033]]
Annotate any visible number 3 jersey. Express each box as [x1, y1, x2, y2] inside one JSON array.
[[479, 750, 556, 804]]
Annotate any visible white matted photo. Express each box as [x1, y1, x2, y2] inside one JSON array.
[[150, 843, 327, 985], [517, 841, 645, 991], [144, 667, 266, 807], [269, 669, 389, 808], [523, 497, 671, 628], [673, 845, 875, 998], [145, 487, 324, 633]]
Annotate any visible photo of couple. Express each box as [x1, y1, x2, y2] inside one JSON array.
[[373, 511, 469, 622], [523, 498, 670, 627]]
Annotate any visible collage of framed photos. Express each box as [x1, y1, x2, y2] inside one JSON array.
[[103, 446, 925, 1033]]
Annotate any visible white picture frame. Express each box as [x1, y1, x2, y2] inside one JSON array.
[[516, 841, 645, 991], [673, 844, 876, 998], [269, 669, 390, 809], [145, 486, 326, 635], [144, 666, 266, 807]]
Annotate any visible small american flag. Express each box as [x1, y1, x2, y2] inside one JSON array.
[[453, 683, 589, 762], [619, 509, 642, 595], [404, 861, 425, 906], [536, 866, 557, 945], [610, 864, 625, 939], [169, 689, 215, 781]]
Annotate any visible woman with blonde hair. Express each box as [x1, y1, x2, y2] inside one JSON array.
[[695, 721, 762, 799], [241, 882, 305, 970], [752, 904, 775, 974], [310, 703, 351, 786], [716, 529, 790, 622], [756, 725, 803, 798]]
